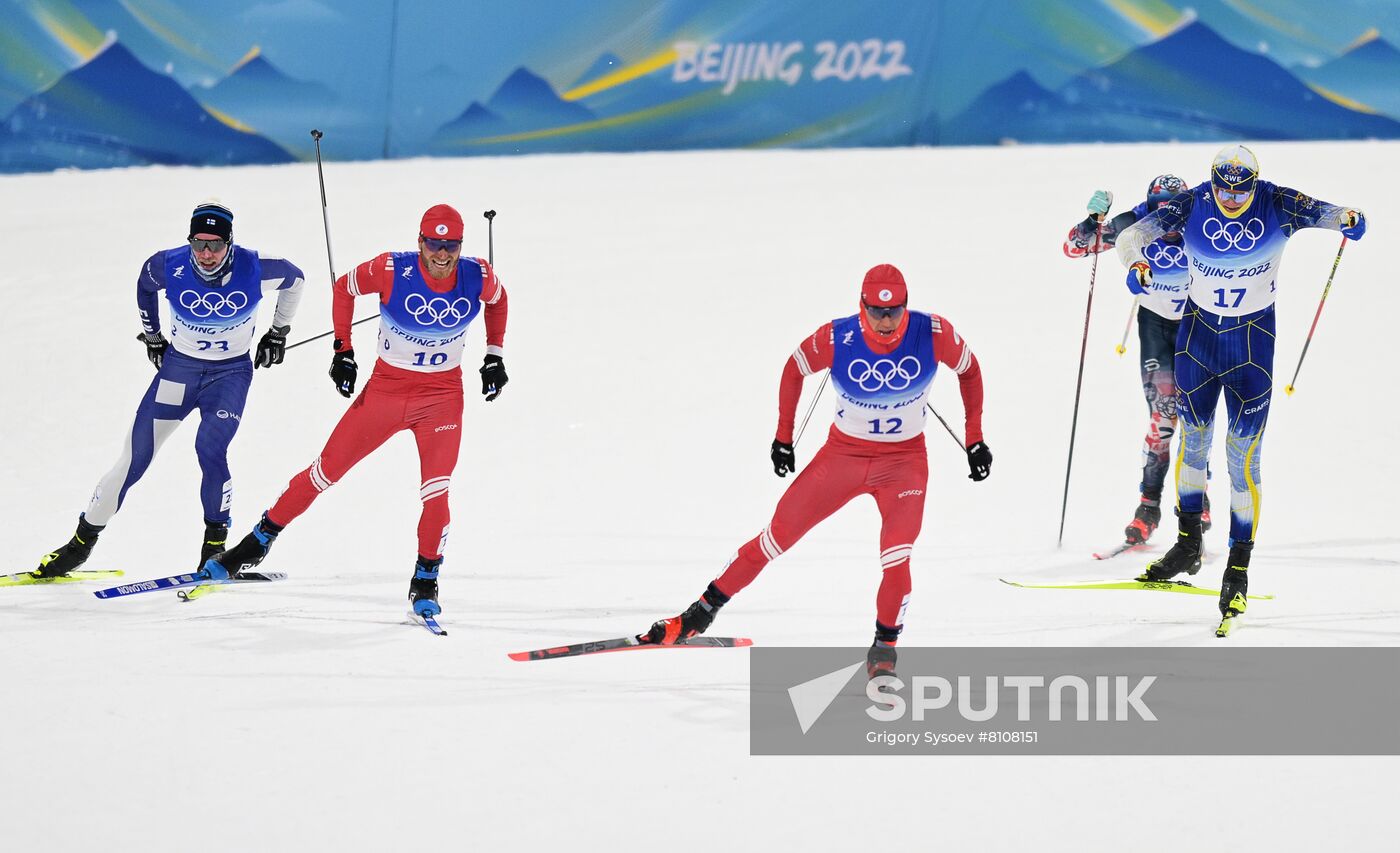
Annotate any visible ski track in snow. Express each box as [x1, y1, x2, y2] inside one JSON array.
[[2, 142, 1396, 850]]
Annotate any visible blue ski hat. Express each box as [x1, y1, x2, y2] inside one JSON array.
[[1146, 174, 1185, 208], [1211, 145, 1258, 199], [190, 200, 233, 240]]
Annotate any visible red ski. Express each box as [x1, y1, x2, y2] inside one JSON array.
[[509, 635, 752, 662]]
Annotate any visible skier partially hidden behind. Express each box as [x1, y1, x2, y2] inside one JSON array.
[[1064, 175, 1210, 546], [1115, 145, 1366, 632], [33, 201, 305, 578], [201, 204, 509, 620], [641, 264, 991, 676]]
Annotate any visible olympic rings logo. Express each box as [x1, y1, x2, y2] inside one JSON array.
[[847, 356, 922, 392], [178, 289, 249, 318], [1142, 241, 1186, 269], [405, 293, 474, 327], [1201, 217, 1264, 252]]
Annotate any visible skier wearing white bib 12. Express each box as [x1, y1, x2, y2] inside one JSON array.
[[1115, 145, 1366, 626]]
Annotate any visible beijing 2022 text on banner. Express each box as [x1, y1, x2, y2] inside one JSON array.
[[3, 1, 1400, 172], [750, 648, 1400, 756]]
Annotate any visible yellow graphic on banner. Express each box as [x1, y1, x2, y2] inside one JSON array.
[[561, 47, 679, 101]]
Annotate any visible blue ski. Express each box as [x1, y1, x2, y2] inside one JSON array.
[[94, 570, 286, 600], [413, 612, 448, 636]]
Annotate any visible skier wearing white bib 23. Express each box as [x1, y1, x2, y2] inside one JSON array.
[[1115, 145, 1366, 622], [33, 201, 306, 578]]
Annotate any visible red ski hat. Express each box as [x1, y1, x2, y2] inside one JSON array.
[[861, 264, 907, 307], [420, 204, 464, 240]]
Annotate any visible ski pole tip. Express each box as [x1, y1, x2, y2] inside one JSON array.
[[1114, 344, 1126, 355], [1285, 384, 1295, 396]]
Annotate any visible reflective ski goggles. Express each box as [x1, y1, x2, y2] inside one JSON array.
[[189, 237, 229, 252], [863, 302, 906, 321], [1213, 186, 1251, 205], [421, 236, 462, 253]]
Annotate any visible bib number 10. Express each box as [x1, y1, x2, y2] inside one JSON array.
[[868, 417, 903, 435], [412, 351, 448, 367]]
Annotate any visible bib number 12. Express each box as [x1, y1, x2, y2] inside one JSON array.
[[868, 417, 902, 435]]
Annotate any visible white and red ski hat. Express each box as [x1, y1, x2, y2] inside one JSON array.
[[420, 204, 464, 241], [861, 263, 908, 307]]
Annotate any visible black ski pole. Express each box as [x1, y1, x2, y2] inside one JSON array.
[[288, 129, 377, 352], [484, 209, 496, 266], [925, 402, 965, 451], [1057, 216, 1105, 547]]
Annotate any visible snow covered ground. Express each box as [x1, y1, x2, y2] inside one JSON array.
[[2, 141, 1396, 851]]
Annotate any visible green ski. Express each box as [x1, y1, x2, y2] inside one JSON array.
[[1, 569, 124, 587]]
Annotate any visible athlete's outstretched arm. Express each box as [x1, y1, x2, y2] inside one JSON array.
[[332, 252, 394, 351], [136, 251, 167, 337], [475, 259, 508, 355], [259, 258, 307, 330], [931, 315, 984, 447], [775, 323, 834, 444], [1271, 186, 1366, 239], [1116, 189, 1194, 268]]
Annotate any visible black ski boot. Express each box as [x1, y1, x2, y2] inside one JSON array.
[[644, 582, 730, 644], [200, 520, 230, 569], [1139, 511, 1204, 581], [409, 556, 442, 617], [866, 621, 901, 680], [1219, 540, 1252, 618], [1124, 498, 1162, 545], [34, 516, 104, 578], [202, 513, 282, 580]]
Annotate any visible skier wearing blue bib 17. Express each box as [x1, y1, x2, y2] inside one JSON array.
[[1116, 146, 1366, 626], [31, 201, 307, 578]]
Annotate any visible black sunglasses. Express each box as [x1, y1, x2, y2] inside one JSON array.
[[189, 237, 229, 252], [863, 302, 906, 321], [421, 236, 462, 253]]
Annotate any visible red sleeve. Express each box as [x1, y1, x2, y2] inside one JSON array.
[[775, 323, 834, 443], [931, 314, 985, 447], [476, 259, 507, 350], [333, 252, 394, 352]]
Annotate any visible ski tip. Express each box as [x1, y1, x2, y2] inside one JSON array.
[[997, 578, 1024, 587], [733, 637, 754, 648], [506, 651, 530, 661]]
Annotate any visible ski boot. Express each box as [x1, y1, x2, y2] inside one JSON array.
[[1201, 493, 1213, 533], [200, 519, 230, 570], [33, 516, 103, 578], [1124, 498, 1161, 546], [408, 556, 442, 617], [1138, 511, 1203, 581], [1215, 540, 1252, 637], [643, 582, 730, 644], [866, 621, 901, 680], [202, 513, 282, 580]]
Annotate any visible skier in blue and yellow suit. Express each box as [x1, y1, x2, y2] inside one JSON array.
[[1115, 145, 1366, 629]]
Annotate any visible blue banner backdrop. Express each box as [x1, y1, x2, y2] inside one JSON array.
[[2, 0, 1399, 173]]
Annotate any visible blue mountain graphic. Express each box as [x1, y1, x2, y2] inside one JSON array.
[[935, 70, 1140, 145], [1056, 21, 1400, 140], [1296, 34, 1400, 118], [430, 67, 594, 151], [198, 49, 347, 158], [0, 39, 291, 172]]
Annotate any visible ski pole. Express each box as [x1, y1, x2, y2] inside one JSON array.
[[793, 372, 829, 446], [484, 209, 495, 265], [286, 130, 377, 353], [1115, 296, 1140, 355], [1057, 216, 1105, 546], [1284, 235, 1348, 396], [925, 403, 965, 451]]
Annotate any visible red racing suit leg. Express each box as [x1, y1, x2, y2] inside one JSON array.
[[868, 448, 928, 630], [407, 384, 464, 559]]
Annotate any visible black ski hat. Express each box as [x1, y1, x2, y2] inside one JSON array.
[[190, 201, 233, 240]]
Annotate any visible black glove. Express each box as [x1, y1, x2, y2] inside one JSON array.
[[480, 354, 508, 401], [966, 441, 993, 482], [137, 331, 168, 369], [329, 343, 357, 398], [771, 440, 796, 477], [254, 325, 289, 369]]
